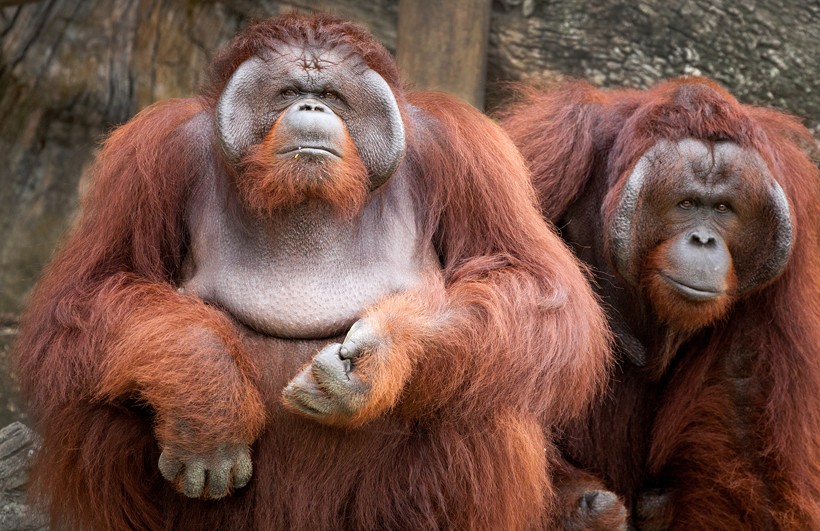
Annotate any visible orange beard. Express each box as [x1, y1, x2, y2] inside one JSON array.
[[641, 243, 736, 334], [235, 125, 369, 220]]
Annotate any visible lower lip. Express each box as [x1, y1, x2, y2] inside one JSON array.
[[278, 147, 339, 158], [661, 274, 723, 301]]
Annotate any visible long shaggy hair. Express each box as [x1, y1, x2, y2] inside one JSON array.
[[13, 13, 612, 531], [236, 122, 369, 219], [499, 76, 820, 529]]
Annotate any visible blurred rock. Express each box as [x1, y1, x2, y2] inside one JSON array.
[[488, 1, 820, 127], [0, 317, 26, 429], [0, 422, 46, 531], [0, 0, 243, 316]]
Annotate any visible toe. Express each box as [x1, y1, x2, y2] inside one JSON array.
[[181, 461, 206, 498], [207, 459, 233, 499], [158, 452, 182, 482], [233, 448, 253, 488]]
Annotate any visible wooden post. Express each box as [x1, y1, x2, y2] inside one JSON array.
[[396, 0, 492, 109]]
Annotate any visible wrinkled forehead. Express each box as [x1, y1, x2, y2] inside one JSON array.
[[256, 43, 371, 83], [637, 138, 773, 192]]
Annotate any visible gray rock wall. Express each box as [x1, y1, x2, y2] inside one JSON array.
[[489, 0, 820, 136], [0, 423, 45, 531]]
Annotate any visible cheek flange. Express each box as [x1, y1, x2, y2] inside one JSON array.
[[337, 69, 405, 190], [739, 179, 792, 293], [608, 150, 652, 287], [216, 57, 275, 162]]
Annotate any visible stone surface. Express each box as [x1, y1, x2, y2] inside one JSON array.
[[0, 0, 243, 316], [488, 0, 820, 133], [0, 422, 46, 531], [0, 317, 27, 430]]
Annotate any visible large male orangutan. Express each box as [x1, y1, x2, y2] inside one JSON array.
[[14, 13, 612, 531], [501, 77, 820, 529]]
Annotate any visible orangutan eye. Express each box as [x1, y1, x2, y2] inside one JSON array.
[[280, 88, 298, 98], [678, 199, 695, 210], [321, 91, 339, 101], [715, 203, 730, 213]]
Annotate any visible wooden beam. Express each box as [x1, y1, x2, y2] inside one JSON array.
[[396, 0, 492, 109]]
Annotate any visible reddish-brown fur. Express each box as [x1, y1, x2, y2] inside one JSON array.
[[14, 14, 612, 530], [237, 122, 369, 219], [500, 77, 820, 528]]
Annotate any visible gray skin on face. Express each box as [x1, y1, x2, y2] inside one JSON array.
[[216, 45, 405, 189], [179, 47, 439, 340], [274, 98, 351, 160], [609, 138, 792, 301]]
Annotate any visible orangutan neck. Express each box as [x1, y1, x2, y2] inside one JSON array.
[[180, 168, 439, 339]]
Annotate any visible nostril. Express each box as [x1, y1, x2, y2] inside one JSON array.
[[689, 232, 716, 247], [297, 102, 325, 112]]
